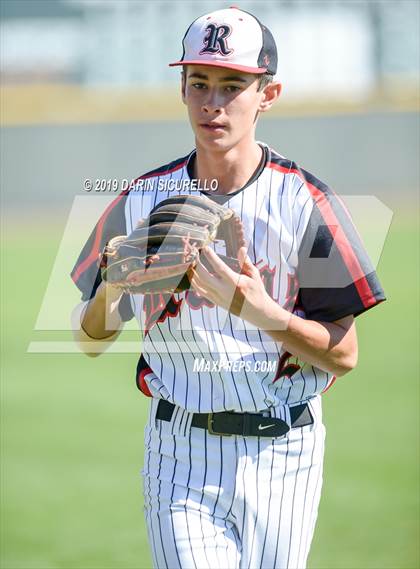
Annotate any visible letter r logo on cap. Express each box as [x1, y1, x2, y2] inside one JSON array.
[[199, 24, 233, 56]]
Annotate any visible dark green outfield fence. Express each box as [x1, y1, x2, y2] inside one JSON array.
[[1, 111, 418, 212]]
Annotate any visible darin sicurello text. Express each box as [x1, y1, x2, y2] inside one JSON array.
[[135, 178, 219, 192]]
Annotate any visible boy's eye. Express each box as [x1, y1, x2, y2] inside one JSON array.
[[189, 83, 241, 92], [225, 85, 241, 93]]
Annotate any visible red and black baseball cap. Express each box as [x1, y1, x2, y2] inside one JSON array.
[[169, 6, 278, 75]]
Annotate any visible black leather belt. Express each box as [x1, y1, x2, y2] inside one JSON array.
[[156, 399, 313, 438]]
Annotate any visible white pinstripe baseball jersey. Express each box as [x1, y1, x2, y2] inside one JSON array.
[[72, 143, 385, 414]]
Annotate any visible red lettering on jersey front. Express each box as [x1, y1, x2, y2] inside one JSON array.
[[273, 351, 301, 383], [283, 273, 300, 312], [256, 261, 276, 300], [143, 293, 183, 334]]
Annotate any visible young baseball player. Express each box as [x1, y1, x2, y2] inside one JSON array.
[[71, 7, 385, 568]]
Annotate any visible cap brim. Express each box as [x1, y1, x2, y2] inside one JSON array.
[[169, 60, 268, 74]]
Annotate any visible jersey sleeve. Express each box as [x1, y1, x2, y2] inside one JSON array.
[[70, 191, 134, 322], [296, 170, 386, 322]]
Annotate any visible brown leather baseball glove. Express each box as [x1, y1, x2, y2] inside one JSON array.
[[100, 194, 246, 294]]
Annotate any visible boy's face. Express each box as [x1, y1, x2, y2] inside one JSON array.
[[182, 65, 272, 153]]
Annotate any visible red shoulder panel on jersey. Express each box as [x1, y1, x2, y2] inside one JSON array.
[[267, 157, 376, 310]]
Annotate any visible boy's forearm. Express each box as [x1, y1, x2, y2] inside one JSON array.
[[81, 282, 124, 340], [258, 303, 357, 377]]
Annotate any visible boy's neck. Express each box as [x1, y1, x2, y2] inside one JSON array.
[[194, 140, 263, 195]]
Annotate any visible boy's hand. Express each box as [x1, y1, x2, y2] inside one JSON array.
[[190, 246, 287, 331]]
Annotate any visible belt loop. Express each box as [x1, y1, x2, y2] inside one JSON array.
[[181, 409, 194, 436], [170, 406, 182, 436], [284, 405, 292, 428], [269, 403, 289, 424], [171, 406, 194, 437]]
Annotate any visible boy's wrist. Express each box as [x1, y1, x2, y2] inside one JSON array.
[[257, 297, 291, 334]]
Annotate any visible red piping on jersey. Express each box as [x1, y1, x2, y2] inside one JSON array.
[[267, 162, 375, 308], [322, 376, 337, 393], [72, 160, 188, 284]]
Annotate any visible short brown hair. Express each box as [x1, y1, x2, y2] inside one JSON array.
[[257, 73, 274, 91]]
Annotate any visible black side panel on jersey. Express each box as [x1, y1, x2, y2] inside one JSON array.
[[296, 177, 386, 322]]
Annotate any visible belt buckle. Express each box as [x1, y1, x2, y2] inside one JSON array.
[[207, 413, 232, 436]]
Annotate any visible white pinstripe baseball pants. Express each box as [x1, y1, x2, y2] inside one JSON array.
[[142, 397, 325, 569]]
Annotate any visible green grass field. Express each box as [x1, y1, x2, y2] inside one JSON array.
[[1, 209, 419, 569]]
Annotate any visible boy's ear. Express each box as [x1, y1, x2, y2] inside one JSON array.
[[259, 82, 282, 113]]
